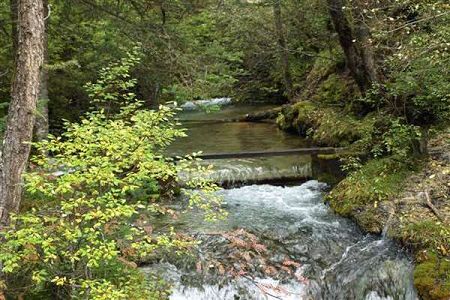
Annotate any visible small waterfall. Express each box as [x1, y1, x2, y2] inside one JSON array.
[[382, 206, 396, 238], [179, 157, 313, 187], [145, 182, 418, 300]]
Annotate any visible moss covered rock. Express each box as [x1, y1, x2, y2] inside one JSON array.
[[414, 252, 450, 300], [326, 157, 412, 231], [326, 131, 450, 300], [297, 49, 344, 101], [277, 101, 375, 147], [311, 73, 359, 107]]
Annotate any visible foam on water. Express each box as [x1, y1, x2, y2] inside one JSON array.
[[179, 157, 313, 186], [146, 181, 418, 299], [143, 263, 308, 300], [170, 278, 306, 300]]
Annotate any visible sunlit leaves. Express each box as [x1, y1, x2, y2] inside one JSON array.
[[0, 53, 223, 299]]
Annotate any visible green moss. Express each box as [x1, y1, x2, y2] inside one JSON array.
[[310, 110, 374, 147], [277, 101, 319, 135], [307, 49, 342, 80], [354, 208, 385, 233], [327, 157, 411, 217], [401, 221, 450, 253], [277, 101, 375, 147], [276, 104, 307, 131], [414, 253, 450, 300], [311, 74, 349, 105], [317, 154, 341, 160], [324, 151, 450, 298], [297, 51, 360, 109], [315, 172, 341, 186], [298, 49, 344, 100]]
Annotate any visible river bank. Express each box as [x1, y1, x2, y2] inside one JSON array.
[[276, 102, 450, 300]]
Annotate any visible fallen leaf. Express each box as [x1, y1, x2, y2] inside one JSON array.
[[282, 259, 301, 268]]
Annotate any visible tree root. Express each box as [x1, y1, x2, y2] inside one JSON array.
[[424, 190, 446, 223]]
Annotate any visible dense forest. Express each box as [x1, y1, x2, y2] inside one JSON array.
[[0, 0, 449, 299]]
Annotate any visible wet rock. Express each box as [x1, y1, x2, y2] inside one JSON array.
[[290, 244, 309, 255]]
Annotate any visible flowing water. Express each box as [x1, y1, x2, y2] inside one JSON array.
[[148, 103, 418, 300], [168, 104, 337, 186]]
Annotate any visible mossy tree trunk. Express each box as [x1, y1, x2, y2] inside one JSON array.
[[0, 0, 45, 225], [326, 0, 378, 94]]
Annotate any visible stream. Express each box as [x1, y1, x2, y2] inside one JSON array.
[[145, 103, 418, 300]]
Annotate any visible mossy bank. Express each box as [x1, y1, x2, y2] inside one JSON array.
[[277, 101, 450, 300]]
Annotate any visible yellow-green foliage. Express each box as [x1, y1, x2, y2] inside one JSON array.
[[327, 157, 411, 216], [414, 253, 450, 300], [0, 105, 188, 299], [0, 104, 224, 299], [277, 101, 375, 147], [0, 54, 224, 299]]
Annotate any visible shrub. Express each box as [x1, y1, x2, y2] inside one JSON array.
[[0, 52, 223, 299], [327, 157, 412, 216]]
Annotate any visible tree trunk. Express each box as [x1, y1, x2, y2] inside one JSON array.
[[273, 0, 294, 101], [352, 4, 378, 85], [34, 0, 49, 142], [0, 0, 45, 226], [326, 0, 377, 94]]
